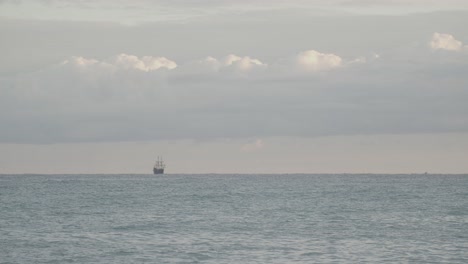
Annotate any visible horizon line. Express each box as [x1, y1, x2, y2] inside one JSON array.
[[1, 172, 467, 176]]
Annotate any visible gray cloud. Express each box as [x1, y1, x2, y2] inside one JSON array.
[[1, 5, 467, 144], [2, 9, 467, 76], [340, 0, 468, 7], [5, 0, 468, 9], [2, 0, 468, 26], [1, 41, 467, 143]]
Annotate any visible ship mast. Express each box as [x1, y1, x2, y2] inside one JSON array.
[[154, 156, 165, 169]]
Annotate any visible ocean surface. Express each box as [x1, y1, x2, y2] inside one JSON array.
[[1, 174, 467, 263]]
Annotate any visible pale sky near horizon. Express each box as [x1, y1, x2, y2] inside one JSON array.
[[1, 0, 468, 174]]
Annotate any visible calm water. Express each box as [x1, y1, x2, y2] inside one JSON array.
[[1, 174, 467, 263]]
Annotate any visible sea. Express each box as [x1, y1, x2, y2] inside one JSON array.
[[1, 174, 467, 263]]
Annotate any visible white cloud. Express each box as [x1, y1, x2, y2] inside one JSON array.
[[112, 54, 177, 71], [222, 54, 267, 72], [63, 56, 100, 67], [268, 49, 350, 76], [295, 50, 343, 71], [63, 54, 177, 72], [61, 56, 116, 75], [61, 51, 354, 78], [429, 32, 463, 51], [199, 56, 220, 69], [176, 50, 351, 78], [175, 54, 267, 77]]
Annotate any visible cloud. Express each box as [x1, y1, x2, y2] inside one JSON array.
[[63, 56, 100, 67], [429, 32, 464, 52], [47, 50, 347, 82], [112, 54, 177, 71], [161, 54, 267, 77], [341, 0, 468, 7], [62, 54, 177, 73], [270, 50, 365, 76], [174, 50, 353, 78], [295, 50, 343, 71], [222, 54, 267, 72], [288, 50, 343, 72], [1, 47, 468, 144]]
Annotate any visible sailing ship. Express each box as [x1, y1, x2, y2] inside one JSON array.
[[153, 156, 166, 174]]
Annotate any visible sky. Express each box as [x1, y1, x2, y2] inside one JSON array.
[[1, 0, 468, 174]]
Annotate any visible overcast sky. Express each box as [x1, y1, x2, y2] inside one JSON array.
[[1, 0, 467, 173]]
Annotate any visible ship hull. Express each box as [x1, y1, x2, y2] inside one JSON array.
[[153, 168, 164, 174]]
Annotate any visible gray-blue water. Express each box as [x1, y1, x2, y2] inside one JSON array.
[[1, 174, 467, 263]]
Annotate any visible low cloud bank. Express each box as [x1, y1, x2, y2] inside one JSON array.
[[1, 37, 467, 143], [58, 50, 351, 76]]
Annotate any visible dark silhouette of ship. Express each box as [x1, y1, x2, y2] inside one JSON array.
[[153, 156, 165, 174]]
